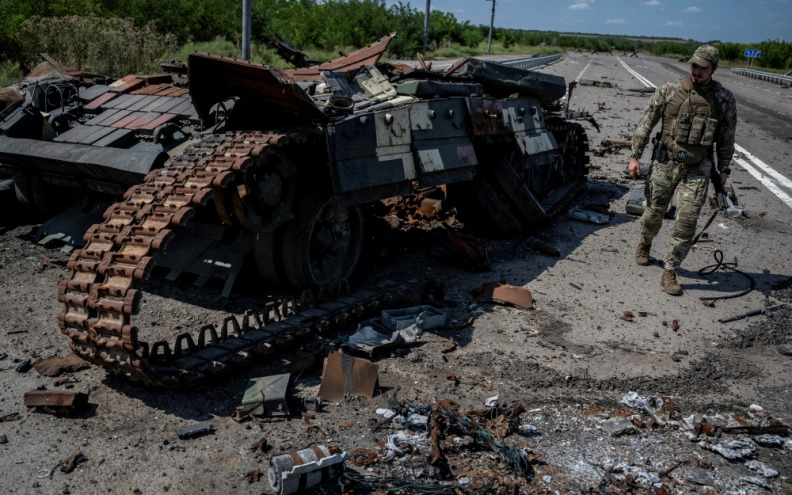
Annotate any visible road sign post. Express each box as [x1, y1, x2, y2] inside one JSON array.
[[744, 48, 761, 69]]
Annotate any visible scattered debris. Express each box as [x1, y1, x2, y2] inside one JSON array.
[[567, 207, 610, 224], [474, 281, 535, 310], [579, 79, 617, 88], [15, 358, 32, 373], [302, 396, 323, 412], [23, 390, 88, 415], [602, 416, 636, 436], [621, 392, 676, 426], [248, 437, 268, 453], [268, 444, 347, 495], [718, 303, 785, 323], [745, 460, 779, 478], [244, 468, 262, 484], [32, 353, 89, 377], [441, 227, 490, 271], [700, 438, 757, 460], [342, 321, 424, 355], [524, 236, 560, 257], [60, 452, 87, 474], [241, 374, 292, 417], [176, 422, 214, 440], [0, 413, 20, 422], [381, 305, 445, 331], [318, 351, 378, 401]]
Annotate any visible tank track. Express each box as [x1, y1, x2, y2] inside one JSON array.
[[57, 131, 400, 387]]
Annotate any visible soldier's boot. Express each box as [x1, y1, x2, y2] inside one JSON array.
[[661, 269, 682, 296], [635, 243, 651, 266]]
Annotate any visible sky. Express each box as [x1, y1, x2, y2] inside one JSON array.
[[384, 0, 792, 44]]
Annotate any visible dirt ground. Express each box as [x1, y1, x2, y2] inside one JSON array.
[[1, 52, 791, 495]]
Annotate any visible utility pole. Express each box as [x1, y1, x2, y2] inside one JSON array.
[[242, 0, 251, 60], [423, 0, 430, 53], [486, 0, 496, 54]]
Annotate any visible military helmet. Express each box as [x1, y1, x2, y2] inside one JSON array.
[[690, 44, 719, 68]]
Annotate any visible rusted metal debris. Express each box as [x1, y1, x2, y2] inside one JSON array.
[[442, 227, 490, 271], [244, 468, 262, 484], [24, 390, 88, 414], [474, 281, 535, 310], [524, 236, 559, 257], [578, 79, 617, 88], [32, 353, 89, 377], [60, 452, 87, 474], [248, 437, 268, 453], [285, 32, 396, 82], [318, 351, 379, 401]]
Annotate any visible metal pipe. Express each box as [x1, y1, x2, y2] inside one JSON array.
[[242, 0, 251, 60], [423, 0, 430, 53], [487, 0, 496, 54]]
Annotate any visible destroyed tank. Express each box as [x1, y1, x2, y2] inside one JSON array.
[[0, 34, 590, 386]]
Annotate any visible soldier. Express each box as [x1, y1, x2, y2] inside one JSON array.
[[627, 44, 737, 295]]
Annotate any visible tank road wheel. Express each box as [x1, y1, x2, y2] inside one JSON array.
[[13, 175, 73, 218], [280, 193, 364, 289]]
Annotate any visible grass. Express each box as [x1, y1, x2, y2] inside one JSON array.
[[0, 60, 24, 87], [166, 39, 285, 67]]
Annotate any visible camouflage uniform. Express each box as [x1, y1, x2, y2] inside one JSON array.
[[630, 57, 737, 271]]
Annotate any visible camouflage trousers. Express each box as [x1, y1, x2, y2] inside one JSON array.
[[640, 158, 711, 270]]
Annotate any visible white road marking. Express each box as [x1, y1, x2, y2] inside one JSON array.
[[574, 54, 595, 82], [618, 57, 655, 88], [735, 143, 792, 192], [733, 156, 792, 209], [618, 58, 792, 210]]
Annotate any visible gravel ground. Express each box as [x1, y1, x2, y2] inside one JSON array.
[[1, 52, 791, 495]]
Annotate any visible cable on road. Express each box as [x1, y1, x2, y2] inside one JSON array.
[[698, 249, 755, 301]]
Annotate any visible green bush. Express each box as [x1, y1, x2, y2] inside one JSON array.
[[17, 15, 177, 76]]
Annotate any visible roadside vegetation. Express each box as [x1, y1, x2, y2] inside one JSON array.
[[1, 0, 790, 87]]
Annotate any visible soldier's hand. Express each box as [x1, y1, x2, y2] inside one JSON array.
[[628, 157, 641, 180], [720, 171, 729, 186]]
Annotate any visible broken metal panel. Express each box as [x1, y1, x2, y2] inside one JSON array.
[[0, 136, 167, 189], [463, 58, 567, 104], [187, 52, 327, 124], [476, 282, 535, 310], [242, 373, 292, 417], [318, 350, 378, 401], [285, 33, 396, 82], [24, 390, 89, 411]]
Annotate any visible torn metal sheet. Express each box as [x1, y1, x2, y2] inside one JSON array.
[[32, 353, 89, 377], [242, 374, 292, 417], [342, 322, 422, 355], [285, 33, 396, 82], [23, 390, 88, 414], [476, 282, 535, 310], [381, 305, 445, 331], [318, 351, 378, 401]]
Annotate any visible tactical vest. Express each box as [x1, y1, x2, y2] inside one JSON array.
[[660, 77, 721, 165]]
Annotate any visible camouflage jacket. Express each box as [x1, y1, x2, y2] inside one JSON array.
[[631, 77, 737, 172]]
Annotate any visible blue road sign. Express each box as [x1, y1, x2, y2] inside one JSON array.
[[744, 49, 762, 58]]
